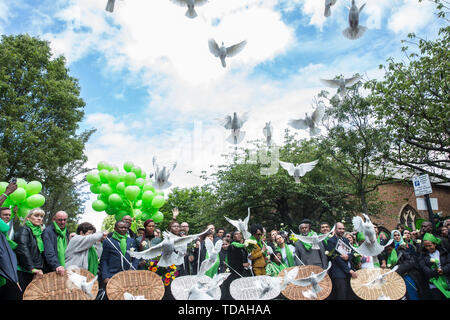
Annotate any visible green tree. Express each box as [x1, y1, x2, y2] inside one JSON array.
[[367, 1, 449, 182], [0, 34, 95, 228]]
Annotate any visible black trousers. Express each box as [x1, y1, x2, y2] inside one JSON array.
[[0, 280, 21, 300], [17, 271, 34, 300]]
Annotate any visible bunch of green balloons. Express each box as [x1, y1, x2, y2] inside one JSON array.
[[0, 179, 46, 219], [87, 161, 165, 223]]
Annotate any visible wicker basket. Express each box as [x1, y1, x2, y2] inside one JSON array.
[[277, 265, 332, 300], [350, 268, 406, 300], [229, 275, 281, 300], [106, 270, 165, 300], [23, 269, 98, 300]]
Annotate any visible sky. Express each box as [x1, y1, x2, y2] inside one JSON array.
[[0, 0, 445, 230]]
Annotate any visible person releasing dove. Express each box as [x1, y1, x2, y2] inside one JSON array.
[[320, 75, 360, 98], [279, 159, 319, 183], [288, 102, 325, 137], [169, 0, 209, 19], [343, 0, 367, 40], [152, 156, 177, 190], [129, 227, 211, 267], [224, 211, 251, 240], [66, 266, 98, 299], [208, 39, 247, 68], [352, 214, 393, 257], [324, 0, 337, 17], [290, 226, 335, 250], [295, 261, 332, 299], [220, 112, 248, 145]]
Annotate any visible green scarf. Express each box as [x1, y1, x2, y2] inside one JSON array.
[[423, 233, 441, 245], [88, 246, 99, 276], [277, 244, 295, 267], [299, 231, 315, 251], [204, 251, 221, 278], [112, 231, 127, 256], [53, 222, 68, 267], [265, 261, 287, 277], [231, 241, 245, 248], [387, 248, 398, 267], [25, 220, 44, 253], [319, 233, 331, 246], [429, 258, 450, 298], [249, 235, 267, 256]]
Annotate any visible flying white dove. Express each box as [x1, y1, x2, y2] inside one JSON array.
[[105, 0, 115, 12], [324, 0, 337, 17], [170, 0, 209, 19], [294, 262, 332, 299], [66, 266, 98, 299], [343, 0, 367, 40], [352, 214, 393, 257], [263, 122, 273, 146], [290, 226, 334, 250], [208, 39, 247, 68], [288, 102, 325, 137], [279, 159, 319, 183], [220, 112, 248, 145], [224, 211, 251, 240], [198, 237, 223, 276], [278, 266, 301, 291], [185, 273, 229, 300], [152, 157, 177, 190], [320, 75, 360, 98], [129, 227, 211, 267], [364, 266, 399, 288], [123, 292, 147, 300]]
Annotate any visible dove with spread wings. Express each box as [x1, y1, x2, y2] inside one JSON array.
[[320, 75, 360, 98], [290, 226, 334, 250], [186, 273, 229, 300], [295, 262, 332, 299], [152, 156, 177, 190], [198, 237, 223, 276], [66, 266, 98, 299], [288, 102, 325, 137], [224, 211, 251, 240], [279, 159, 319, 183], [129, 227, 211, 267], [364, 265, 399, 288], [208, 39, 247, 68], [352, 214, 393, 257], [219, 112, 248, 145], [343, 0, 367, 40]]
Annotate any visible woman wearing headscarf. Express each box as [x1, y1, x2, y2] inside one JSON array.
[[13, 208, 46, 298], [418, 233, 450, 299], [381, 230, 427, 300]]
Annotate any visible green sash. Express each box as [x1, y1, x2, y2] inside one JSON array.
[[204, 251, 221, 278], [88, 246, 99, 275], [429, 257, 450, 298], [112, 231, 127, 256], [25, 221, 44, 253], [53, 222, 68, 267], [277, 244, 295, 267], [300, 231, 315, 251], [387, 249, 398, 267], [265, 261, 287, 277]]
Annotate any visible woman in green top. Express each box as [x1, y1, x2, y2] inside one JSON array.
[[14, 208, 46, 298]]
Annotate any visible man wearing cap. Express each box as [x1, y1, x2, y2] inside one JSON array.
[[293, 219, 328, 269]]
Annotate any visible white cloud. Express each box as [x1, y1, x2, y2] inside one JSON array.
[[387, 0, 436, 34]]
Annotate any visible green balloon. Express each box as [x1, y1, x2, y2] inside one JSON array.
[[105, 206, 118, 215], [141, 171, 147, 179], [90, 184, 101, 194], [135, 200, 143, 208], [17, 206, 31, 218], [151, 195, 165, 209], [116, 182, 126, 194], [97, 161, 108, 171], [26, 194, 45, 208], [141, 191, 155, 206], [86, 172, 101, 185], [124, 172, 136, 185], [99, 184, 114, 197], [131, 166, 142, 178], [16, 178, 27, 188], [124, 186, 140, 201], [0, 182, 8, 194], [108, 193, 123, 207], [155, 191, 164, 197], [98, 169, 110, 183], [25, 181, 42, 195], [108, 171, 121, 185], [151, 211, 164, 223], [123, 161, 134, 173], [142, 183, 156, 193], [115, 210, 130, 221], [135, 178, 145, 188], [92, 200, 107, 212], [10, 187, 27, 204], [144, 207, 158, 215], [141, 211, 152, 221]]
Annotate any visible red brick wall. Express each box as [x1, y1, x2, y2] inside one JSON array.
[[372, 182, 450, 230]]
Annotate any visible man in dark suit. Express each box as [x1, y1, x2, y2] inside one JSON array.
[[107, 215, 137, 239], [99, 221, 139, 292], [42, 211, 70, 275], [326, 222, 358, 300]]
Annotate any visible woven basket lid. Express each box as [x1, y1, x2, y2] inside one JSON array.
[[277, 265, 332, 300], [106, 270, 165, 300], [171, 275, 222, 300], [229, 275, 281, 300], [23, 269, 98, 300], [351, 268, 406, 300]]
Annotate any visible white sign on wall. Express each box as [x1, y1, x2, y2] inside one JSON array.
[[412, 174, 433, 197], [416, 198, 438, 211]]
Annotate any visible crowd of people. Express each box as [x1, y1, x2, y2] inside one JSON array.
[[0, 181, 449, 300]]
